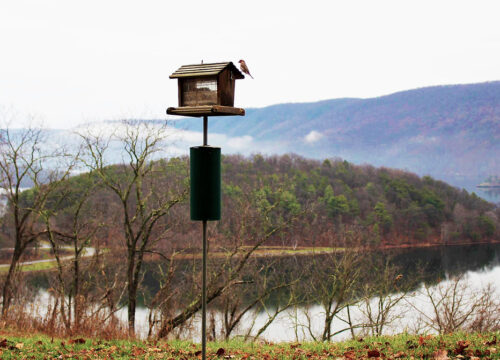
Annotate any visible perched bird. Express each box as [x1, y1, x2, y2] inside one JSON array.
[[238, 59, 254, 79]]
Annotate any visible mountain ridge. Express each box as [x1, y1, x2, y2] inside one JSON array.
[[4, 82, 498, 202], [173, 81, 499, 202]]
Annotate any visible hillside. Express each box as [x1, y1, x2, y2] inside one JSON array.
[[14, 154, 499, 250], [176, 82, 500, 202]]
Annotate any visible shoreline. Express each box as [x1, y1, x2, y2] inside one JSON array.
[[2, 239, 499, 272]]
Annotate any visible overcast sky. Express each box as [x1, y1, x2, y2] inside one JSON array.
[[1, 0, 499, 129]]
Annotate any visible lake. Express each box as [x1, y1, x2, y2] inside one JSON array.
[[28, 243, 500, 340], [127, 243, 500, 340]]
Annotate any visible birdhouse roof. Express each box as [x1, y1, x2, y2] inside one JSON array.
[[169, 62, 245, 79]]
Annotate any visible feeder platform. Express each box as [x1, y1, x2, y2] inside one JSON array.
[[167, 105, 245, 117]]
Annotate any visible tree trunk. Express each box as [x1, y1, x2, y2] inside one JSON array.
[[323, 314, 333, 341], [127, 248, 136, 337], [128, 289, 136, 337], [73, 250, 80, 330], [2, 246, 21, 318]]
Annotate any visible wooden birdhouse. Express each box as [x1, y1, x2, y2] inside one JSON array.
[[167, 62, 245, 117]]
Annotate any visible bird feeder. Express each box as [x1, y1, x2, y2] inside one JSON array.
[[167, 61, 247, 360], [167, 62, 245, 117]]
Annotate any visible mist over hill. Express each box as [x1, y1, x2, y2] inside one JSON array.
[[6, 82, 498, 202], [175, 81, 500, 202]]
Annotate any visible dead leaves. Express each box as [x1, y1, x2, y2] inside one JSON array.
[[68, 337, 86, 344], [392, 350, 406, 358], [0, 333, 497, 359], [0, 338, 25, 351], [454, 339, 471, 355], [419, 334, 435, 346], [343, 349, 356, 359], [484, 336, 497, 346], [432, 349, 449, 360], [366, 349, 381, 357]]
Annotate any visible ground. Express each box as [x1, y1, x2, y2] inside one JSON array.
[[0, 331, 497, 359]]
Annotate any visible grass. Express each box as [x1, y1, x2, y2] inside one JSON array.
[[170, 246, 343, 261], [0, 331, 498, 359], [0, 260, 59, 274], [0, 247, 101, 273]]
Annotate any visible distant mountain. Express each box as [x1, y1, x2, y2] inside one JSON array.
[[5, 82, 498, 203], [175, 81, 500, 202]]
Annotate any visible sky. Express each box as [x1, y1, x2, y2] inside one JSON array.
[[1, 0, 499, 129]]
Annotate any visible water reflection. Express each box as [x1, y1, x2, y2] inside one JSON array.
[[134, 243, 500, 339], [255, 264, 500, 342], [28, 243, 500, 340], [139, 243, 500, 307], [387, 243, 500, 282]]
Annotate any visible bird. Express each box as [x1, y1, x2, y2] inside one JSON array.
[[238, 59, 254, 79]]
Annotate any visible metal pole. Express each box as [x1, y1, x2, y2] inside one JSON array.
[[203, 116, 208, 146], [202, 115, 208, 360], [202, 219, 207, 360]]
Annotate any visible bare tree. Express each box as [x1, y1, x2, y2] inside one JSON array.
[[145, 253, 180, 339], [156, 178, 301, 338], [218, 257, 299, 341], [408, 275, 500, 333], [0, 123, 74, 317], [42, 171, 104, 332], [246, 282, 299, 341], [79, 120, 187, 336], [465, 283, 500, 332], [356, 258, 411, 337], [301, 229, 365, 341]]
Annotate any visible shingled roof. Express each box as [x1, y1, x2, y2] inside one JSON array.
[[169, 62, 245, 79]]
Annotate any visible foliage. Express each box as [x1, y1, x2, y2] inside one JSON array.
[[216, 154, 498, 246]]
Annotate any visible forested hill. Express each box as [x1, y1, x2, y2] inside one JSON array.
[[15, 154, 499, 250], [176, 82, 500, 199], [219, 155, 498, 247]]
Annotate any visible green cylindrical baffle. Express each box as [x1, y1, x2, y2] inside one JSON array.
[[190, 146, 221, 221]]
